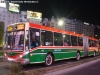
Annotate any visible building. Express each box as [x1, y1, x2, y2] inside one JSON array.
[[0, 3, 42, 32], [42, 17, 94, 37], [20, 11, 42, 25], [0, 4, 20, 32], [65, 19, 83, 33], [0, 21, 4, 45], [20, 11, 27, 22], [82, 23, 94, 37], [0, 3, 20, 44]]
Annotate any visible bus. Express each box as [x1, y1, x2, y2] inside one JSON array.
[[4, 22, 99, 66]]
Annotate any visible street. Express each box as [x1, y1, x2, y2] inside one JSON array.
[[45, 58, 100, 75], [0, 55, 100, 75]]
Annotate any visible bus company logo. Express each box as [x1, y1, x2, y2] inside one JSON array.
[[54, 49, 61, 52], [41, 50, 44, 52]]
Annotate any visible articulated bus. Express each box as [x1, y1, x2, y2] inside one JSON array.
[[4, 22, 99, 66]]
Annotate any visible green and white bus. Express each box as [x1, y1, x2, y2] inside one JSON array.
[[4, 22, 99, 66]]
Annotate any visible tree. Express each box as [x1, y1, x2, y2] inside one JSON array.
[[0, 21, 4, 46]]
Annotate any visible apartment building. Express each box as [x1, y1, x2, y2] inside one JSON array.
[[43, 17, 94, 37], [0, 6, 20, 32], [82, 23, 94, 37]]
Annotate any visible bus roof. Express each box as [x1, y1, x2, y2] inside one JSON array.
[[87, 36, 98, 41]]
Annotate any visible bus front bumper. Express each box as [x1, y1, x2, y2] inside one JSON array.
[[4, 57, 29, 65]]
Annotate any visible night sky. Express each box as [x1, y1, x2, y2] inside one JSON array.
[[6, 0, 100, 38], [17, 0, 100, 25]]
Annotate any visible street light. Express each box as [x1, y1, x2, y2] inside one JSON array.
[[95, 35, 97, 37], [58, 20, 64, 26]]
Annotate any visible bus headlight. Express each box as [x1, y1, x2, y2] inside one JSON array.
[[17, 54, 23, 59], [19, 55, 23, 58]]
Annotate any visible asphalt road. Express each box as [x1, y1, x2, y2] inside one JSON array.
[[45, 58, 100, 75], [22, 56, 97, 71], [0, 56, 99, 75]]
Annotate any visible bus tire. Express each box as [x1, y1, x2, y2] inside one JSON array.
[[45, 53, 53, 66], [76, 52, 81, 61], [93, 51, 96, 57]]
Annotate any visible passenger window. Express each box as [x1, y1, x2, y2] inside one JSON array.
[[41, 30, 53, 46], [54, 32, 63, 46], [71, 35, 78, 46], [30, 28, 40, 48], [89, 39, 92, 47], [64, 34, 71, 46], [78, 37, 83, 46]]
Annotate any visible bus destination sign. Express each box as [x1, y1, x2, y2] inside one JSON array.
[[7, 26, 13, 31], [7, 23, 25, 31], [17, 24, 24, 30]]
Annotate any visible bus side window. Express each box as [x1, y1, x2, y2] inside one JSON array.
[[94, 41, 98, 47], [89, 39, 92, 47], [78, 37, 83, 46], [64, 34, 71, 46], [30, 28, 40, 48], [54, 32, 63, 46], [41, 30, 53, 46], [71, 35, 78, 46], [91, 40, 95, 47], [64, 42, 69, 46]]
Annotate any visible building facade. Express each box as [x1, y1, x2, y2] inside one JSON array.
[[42, 17, 94, 37], [0, 6, 20, 32], [82, 23, 94, 37], [0, 4, 20, 44]]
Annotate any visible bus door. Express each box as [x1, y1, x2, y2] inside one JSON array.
[[83, 36, 89, 56], [25, 30, 30, 61]]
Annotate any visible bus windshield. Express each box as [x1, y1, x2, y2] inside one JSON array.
[[6, 30, 24, 50]]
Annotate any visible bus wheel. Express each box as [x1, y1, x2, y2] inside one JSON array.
[[93, 51, 96, 57], [45, 54, 53, 66], [76, 52, 81, 61]]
